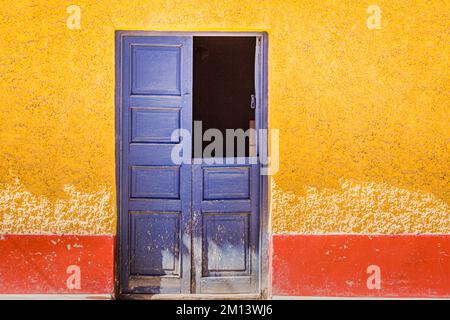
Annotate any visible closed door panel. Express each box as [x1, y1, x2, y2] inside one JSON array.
[[193, 158, 260, 294], [119, 36, 193, 294]]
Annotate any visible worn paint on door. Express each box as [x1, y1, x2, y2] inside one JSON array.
[[118, 34, 261, 295], [193, 158, 260, 293], [119, 35, 193, 294]]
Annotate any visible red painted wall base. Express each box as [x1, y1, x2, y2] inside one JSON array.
[[272, 235, 450, 298], [2, 234, 449, 297], [0, 235, 114, 294]]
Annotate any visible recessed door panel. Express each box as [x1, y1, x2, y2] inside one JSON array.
[[131, 45, 181, 95], [130, 107, 181, 143], [130, 166, 180, 199], [130, 213, 180, 276], [203, 213, 249, 275], [203, 167, 250, 200]]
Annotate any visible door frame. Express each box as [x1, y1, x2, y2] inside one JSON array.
[[115, 30, 269, 299]]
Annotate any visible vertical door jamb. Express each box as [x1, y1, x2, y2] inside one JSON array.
[[256, 33, 270, 299]]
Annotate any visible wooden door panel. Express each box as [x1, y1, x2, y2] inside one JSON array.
[[120, 36, 193, 294], [193, 159, 259, 294]]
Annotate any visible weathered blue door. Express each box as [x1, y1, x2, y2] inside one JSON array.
[[119, 35, 193, 294], [118, 34, 260, 295], [193, 158, 260, 293]]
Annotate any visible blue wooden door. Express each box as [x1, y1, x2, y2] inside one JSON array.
[[119, 34, 261, 295], [192, 157, 260, 293], [119, 36, 193, 294]]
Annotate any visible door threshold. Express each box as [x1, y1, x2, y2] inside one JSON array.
[[120, 293, 263, 300]]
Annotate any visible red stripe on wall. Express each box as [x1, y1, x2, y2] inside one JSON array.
[[272, 235, 450, 298], [0, 235, 114, 294]]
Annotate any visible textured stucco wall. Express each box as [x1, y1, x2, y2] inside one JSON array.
[[0, 0, 448, 235]]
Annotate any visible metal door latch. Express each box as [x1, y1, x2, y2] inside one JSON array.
[[250, 94, 256, 109]]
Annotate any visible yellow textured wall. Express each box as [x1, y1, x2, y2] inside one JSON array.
[[0, 1, 448, 235]]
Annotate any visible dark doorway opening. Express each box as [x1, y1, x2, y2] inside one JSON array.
[[193, 37, 256, 158]]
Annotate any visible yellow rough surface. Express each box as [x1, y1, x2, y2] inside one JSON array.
[[0, 1, 448, 235]]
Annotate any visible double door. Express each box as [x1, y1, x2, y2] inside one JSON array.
[[118, 35, 261, 294]]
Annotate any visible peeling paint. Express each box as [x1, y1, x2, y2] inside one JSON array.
[[272, 179, 450, 234], [0, 180, 114, 234]]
